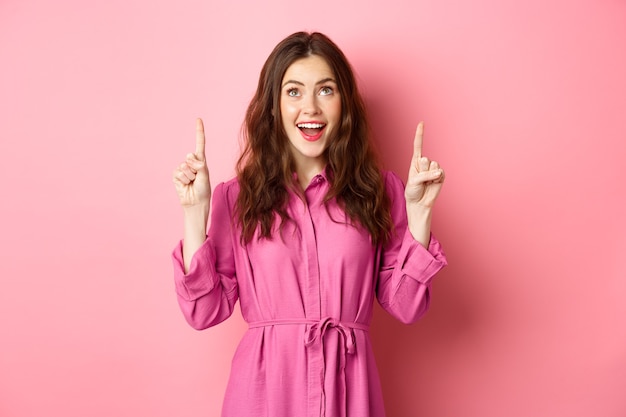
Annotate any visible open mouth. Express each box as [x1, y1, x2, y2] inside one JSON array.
[[297, 122, 326, 138]]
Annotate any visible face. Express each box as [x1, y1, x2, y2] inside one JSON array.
[[279, 55, 341, 173]]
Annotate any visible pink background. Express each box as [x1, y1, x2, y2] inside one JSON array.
[[1, 0, 625, 416]]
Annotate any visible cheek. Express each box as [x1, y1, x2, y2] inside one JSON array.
[[329, 100, 342, 123], [280, 102, 297, 125]]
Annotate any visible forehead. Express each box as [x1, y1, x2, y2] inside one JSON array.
[[282, 55, 336, 84]]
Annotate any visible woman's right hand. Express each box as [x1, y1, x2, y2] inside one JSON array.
[[173, 118, 211, 208]]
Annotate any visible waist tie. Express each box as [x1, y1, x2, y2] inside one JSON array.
[[248, 317, 370, 417]]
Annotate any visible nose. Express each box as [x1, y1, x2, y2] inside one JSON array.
[[302, 93, 321, 115]]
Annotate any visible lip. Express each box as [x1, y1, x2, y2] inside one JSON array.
[[299, 127, 325, 142], [297, 120, 326, 142]]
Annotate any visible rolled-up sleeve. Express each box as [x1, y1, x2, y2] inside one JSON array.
[[376, 172, 448, 324], [172, 182, 238, 330]]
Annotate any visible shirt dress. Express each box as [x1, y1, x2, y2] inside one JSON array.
[[172, 170, 447, 417]]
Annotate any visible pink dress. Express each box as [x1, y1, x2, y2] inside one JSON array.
[[172, 170, 447, 417]]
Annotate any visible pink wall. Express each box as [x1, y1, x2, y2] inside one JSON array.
[[1, 0, 625, 416]]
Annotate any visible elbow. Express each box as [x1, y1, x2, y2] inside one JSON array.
[[396, 301, 430, 325], [386, 286, 432, 325], [184, 306, 232, 331], [177, 298, 233, 331], [184, 315, 213, 331], [183, 312, 230, 331]]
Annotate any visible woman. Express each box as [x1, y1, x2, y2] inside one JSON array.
[[172, 32, 447, 417]]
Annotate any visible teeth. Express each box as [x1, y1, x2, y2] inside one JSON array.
[[297, 123, 325, 129]]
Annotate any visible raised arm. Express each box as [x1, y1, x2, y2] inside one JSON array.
[[172, 118, 212, 272], [404, 122, 445, 248]]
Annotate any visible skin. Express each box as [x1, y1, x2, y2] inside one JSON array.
[[279, 55, 341, 190], [173, 118, 210, 272], [172, 60, 445, 272], [404, 122, 445, 247]]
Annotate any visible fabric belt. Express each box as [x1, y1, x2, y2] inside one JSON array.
[[248, 317, 370, 417]]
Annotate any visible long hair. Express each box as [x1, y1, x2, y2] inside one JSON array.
[[236, 31, 393, 245]]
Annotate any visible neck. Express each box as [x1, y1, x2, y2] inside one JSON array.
[[295, 163, 325, 190]]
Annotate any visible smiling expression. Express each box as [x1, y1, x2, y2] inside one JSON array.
[[280, 55, 342, 177]]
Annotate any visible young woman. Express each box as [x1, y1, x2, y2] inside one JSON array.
[[172, 31, 447, 417]]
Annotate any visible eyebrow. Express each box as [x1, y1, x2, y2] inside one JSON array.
[[281, 77, 337, 89]]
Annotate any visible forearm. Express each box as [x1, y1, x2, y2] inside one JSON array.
[[378, 214, 447, 325], [182, 202, 210, 273], [406, 203, 433, 248], [172, 233, 238, 330]]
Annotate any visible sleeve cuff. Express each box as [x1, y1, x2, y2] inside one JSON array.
[[171, 238, 219, 300], [397, 229, 448, 285]]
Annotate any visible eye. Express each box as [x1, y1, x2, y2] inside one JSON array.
[[319, 86, 334, 96], [286, 88, 300, 97]]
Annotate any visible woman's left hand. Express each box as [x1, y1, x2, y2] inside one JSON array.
[[405, 122, 445, 209]]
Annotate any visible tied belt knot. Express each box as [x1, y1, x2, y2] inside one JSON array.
[[304, 317, 359, 354], [248, 317, 370, 417]]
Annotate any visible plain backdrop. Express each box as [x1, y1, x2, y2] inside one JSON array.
[[1, 0, 625, 416]]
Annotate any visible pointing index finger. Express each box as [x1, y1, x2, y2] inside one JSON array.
[[413, 121, 424, 160], [195, 118, 206, 160]]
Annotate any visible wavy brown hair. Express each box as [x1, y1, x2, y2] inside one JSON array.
[[236, 32, 393, 245]]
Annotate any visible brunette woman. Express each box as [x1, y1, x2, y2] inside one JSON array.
[[172, 31, 447, 417]]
